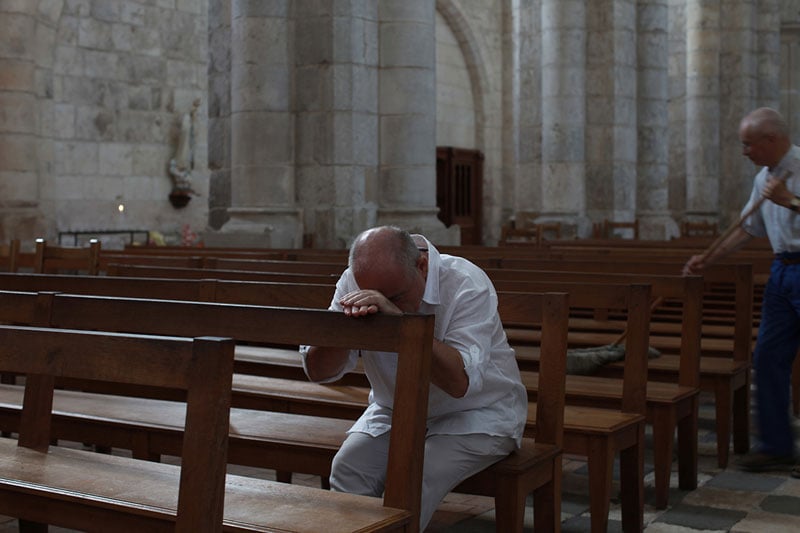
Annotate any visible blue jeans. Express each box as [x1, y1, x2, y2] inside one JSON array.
[[753, 254, 800, 456]]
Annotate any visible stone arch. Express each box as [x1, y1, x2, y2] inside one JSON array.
[[436, 0, 505, 243], [435, 0, 492, 149]]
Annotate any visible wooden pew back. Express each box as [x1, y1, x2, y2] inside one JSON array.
[[32, 238, 101, 275], [1, 290, 435, 526], [0, 240, 20, 272], [0, 324, 235, 531]]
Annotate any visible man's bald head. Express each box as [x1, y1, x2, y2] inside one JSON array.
[[739, 107, 792, 169], [348, 226, 428, 313]]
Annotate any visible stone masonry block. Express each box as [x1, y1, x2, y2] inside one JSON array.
[[99, 143, 134, 176], [91, 0, 121, 22], [0, 0, 36, 15], [0, 12, 36, 60], [54, 46, 84, 76], [231, 16, 288, 66], [0, 133, 37, 172], [232, 62, 290, 112], [379, 114, 435, 167], [63, 0, 91, 17], [0, 170, 39, 204], [233, 0, 288, 19], [380, 21, 434, 69], [0, 59, 35, 91], [0, 92, 38, 134], [53, 141, 99, 175], [379, 68, 434, 116], [53, 103, 76, 138], [132, 144, 170, 176], [231, 110, 292, 166], [78, 17, 114, 49], [379, 1, 433, 23]]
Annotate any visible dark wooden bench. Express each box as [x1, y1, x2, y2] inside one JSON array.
[[0, 239, 19, 272], [15, 238, 102, 275], [477, 260, 752, 469], [0, 288, 569, 533], [0, 269, 653, 529], [487, 276, 701, 510], [0, 301, 437, 532], [106, 262, 340, 285]]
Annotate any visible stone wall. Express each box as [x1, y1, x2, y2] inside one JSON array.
[[0, 0, 209, 247], [4, 0, 800, 247]]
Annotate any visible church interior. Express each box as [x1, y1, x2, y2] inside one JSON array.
[[2, 1, 800, 531]]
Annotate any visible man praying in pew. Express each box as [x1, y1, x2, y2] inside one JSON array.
[[301, 225, 527, 530], [684, 107, 800, 477]]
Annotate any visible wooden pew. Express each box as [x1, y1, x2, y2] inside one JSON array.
[[476, 260, 752, 469], [0, 324, 235, 531], [0, 239, 19, 272], [106, 262, 340, 285], [96, 275, 650, 530], [32, 238, 101, 275], [1, 300, 436, 532], [6, 267, 658, 524], [487, 277, 700, 510], [0, 289, 569, 533]]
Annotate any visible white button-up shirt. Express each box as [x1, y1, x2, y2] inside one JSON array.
[[741, 145, 800, 253], [300, 238, 527, 446]]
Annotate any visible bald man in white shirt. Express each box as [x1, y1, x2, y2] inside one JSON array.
[[301, 226, 527, 530]]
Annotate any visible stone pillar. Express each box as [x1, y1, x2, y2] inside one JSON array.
[[667, 1, 687, 216], [206, 0, 302, 248], [294, 2, 380, 249], [0, 1, 47, 241], [540, 0, 587, 237], [757, 0, 781, 109], [636, 0, 676, 238], [207, 0, 232, 230], [684, 0, 720, 217], [513, 0, 542, 218], [718, 0, 759, 227], [585, 0, 637, 231], [376, 0, 455, 243]]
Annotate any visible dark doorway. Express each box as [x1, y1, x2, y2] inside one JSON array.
[[435, 147, 483, 245]]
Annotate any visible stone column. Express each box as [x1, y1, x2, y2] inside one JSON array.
[[684, 0, 720, 217], [540, 0, 587, 237], [293, 2, 381, 248], [376, 0, 455, 243], [636, 0, 676, 238], [0, 1, 46, 241], [207, 0, 232, 230], [513, 0, 542, 218], [206, 0, 302, 248], [667, 1, 687, 216], [585, 0, 637, 231], [718, 0, 759, 227]]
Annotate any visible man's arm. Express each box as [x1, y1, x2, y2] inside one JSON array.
[[683, 226, 753, 275], [432, 339, 469, 398], [324, 288, 470, 397], [304, 346, 352, 382]]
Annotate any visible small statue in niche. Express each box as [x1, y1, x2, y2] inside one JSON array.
[[168, 98, 201, 207]]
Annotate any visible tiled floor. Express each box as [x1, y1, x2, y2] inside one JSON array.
[[2, 390, 799, 532]]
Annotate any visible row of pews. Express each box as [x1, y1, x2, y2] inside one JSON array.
[[0, 234, 782, 531], [0, 239, 567, 532]]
